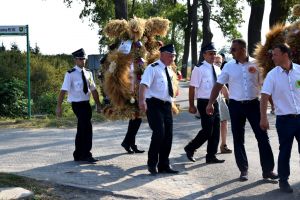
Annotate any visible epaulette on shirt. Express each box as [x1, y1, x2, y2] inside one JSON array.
[[151, 62, 159, 67], [68, 68, 76, 73], [195, 62, 203, 67]]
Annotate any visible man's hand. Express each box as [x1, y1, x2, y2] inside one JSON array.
[[260, 117, 269, 131], [56, 106, 62, 118], [96, 105, 102, 113], [139, 99, 147, 112], [189, 105, 197, 114], [206, 103, 214, 115]]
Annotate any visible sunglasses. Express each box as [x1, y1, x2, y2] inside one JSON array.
[[230, 48, 237, 52], [77, 58, 86, 60]]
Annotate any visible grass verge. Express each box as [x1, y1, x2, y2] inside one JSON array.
[[0, 112, 105, 129]]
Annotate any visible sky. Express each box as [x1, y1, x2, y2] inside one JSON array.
[[0, 0, 271, 56]]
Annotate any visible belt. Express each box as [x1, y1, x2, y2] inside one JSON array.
[[147, 97, 171, 104], [71, 100, 89, 104], [230, 98, 258, 104], [277, 114, 300, 118]]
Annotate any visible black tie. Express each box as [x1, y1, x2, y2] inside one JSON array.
[[212, 65, 217, 82], [165, 67, 174, 97], [81, 70, 88, 94]]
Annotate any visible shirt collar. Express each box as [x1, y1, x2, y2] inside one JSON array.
[[75, 65, 84, 72], [158, 59, 167, 68], [235, 56, 249, 64], [279, 62, 294, 73]]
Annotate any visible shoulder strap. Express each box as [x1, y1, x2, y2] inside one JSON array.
[[67, 68, 76, 73], [151, 62, 159, 67]]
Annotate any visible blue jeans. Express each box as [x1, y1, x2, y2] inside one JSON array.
[[228, 99, 275, 173], [276, 115, 300, 182]]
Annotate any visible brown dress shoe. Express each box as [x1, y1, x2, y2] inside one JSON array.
[[220, 144, 232, 154]]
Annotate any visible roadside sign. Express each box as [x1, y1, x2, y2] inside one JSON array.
[[0, 26, 27, 35]]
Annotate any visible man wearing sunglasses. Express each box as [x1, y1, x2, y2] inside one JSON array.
[[56, 48, 101, 163], [206, 39, 278, 181]]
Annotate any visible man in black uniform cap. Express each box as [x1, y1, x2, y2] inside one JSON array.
[[139, 44, 179, 175], [56, 48, 101, 163]]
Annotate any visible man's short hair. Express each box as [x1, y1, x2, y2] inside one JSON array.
[[273, 43, 292, 58], [232, 39, 247, 49]]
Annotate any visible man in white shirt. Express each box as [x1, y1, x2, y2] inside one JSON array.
[[56, 48, 101, 163], [260, 43, 300, 193], [206, 39, 277, 181], [139, 44, 179, 175], [184, 43, 225, 164]]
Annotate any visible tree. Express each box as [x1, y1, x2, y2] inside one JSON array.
[[247, 0, 265, 56], [190, 0, 198, 67], [199, 0, 213, 62], [269, 0, 296, 28], [10, 43, 20, 52], [181, 0, 192, 78], [0, 42, 5, 52]]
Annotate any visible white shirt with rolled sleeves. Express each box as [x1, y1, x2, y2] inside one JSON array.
[[140, 59, 174, 103], [217, 58, 261, 101], [190, 60, 221, 99], [261, 63, 300, 115], [61, 65, 96, 102]]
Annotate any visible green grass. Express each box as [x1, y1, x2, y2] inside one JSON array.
[[0, 173, 60, 200], [0, 112, 106, 129]]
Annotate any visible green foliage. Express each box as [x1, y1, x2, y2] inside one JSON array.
[[0, 78, 27, 117], [0, 50, 74, 117], [212, 0, 244, 40]]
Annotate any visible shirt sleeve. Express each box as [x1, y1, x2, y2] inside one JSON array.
[[261, 72, 273, 95], [61, 72, 71, 91], [140, 66, 154, 87], [217, 63, 229, 84], [189, 67, 201, 88], [88, 71, 96, 91]]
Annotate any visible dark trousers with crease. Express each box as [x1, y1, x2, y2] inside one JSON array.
[[276, 115, 300, 182], [228, 99, 275, 173], [146, 98, 173, 169], [71, 101, 93, 160], [186, 99, 220, 159], [122, 118, 142, 147]]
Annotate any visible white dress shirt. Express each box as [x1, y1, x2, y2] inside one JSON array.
[[261, 63, 300, 115], [61, 65, 96, 102], [190, 60, 221, 99], [141, 59, 174, 102], [217, 58, 260, 101]]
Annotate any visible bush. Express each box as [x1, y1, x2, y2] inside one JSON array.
[[0, 78, 27, 117]]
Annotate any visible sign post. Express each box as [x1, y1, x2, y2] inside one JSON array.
[[0, 25, 31, 118]]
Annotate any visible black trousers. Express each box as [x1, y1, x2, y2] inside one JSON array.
[[276, 115, 300, 182], [71, 101, 93, 159], [186, 99, 220, 159], [228, 99, 275, 173], [146, 98, 173, 169], [122, 118, 142, 146]]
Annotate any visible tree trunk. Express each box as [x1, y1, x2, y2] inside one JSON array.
[[248, 1, 264, 57], [181, 0, 192, 78], [199, 0, 213, 62], [269, 0, 288, 28], [191, 0, 198, 68], [114, 0, 128, 20]]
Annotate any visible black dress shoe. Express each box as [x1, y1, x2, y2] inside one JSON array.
[[148, 166, 158, 175], [279, 181, 293, 193], [121, 142, 134, 154], [206, 157, 225, 164], [158, 167, 179, 174], [75, 157, 99, 163], [239, 171, 248, 181], [184, 146, 196, 162], [131, 145, 145, 153], [263, 171, 279, 180]]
